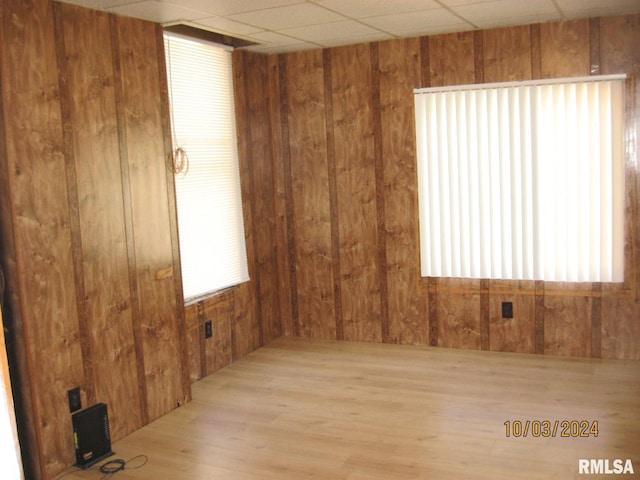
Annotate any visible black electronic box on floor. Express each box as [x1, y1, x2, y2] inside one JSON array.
[[72, 403, 114, 468]]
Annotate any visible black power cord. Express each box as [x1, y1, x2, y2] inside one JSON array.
[[98, 455, 148, 480], [56, 455, 148, 480], [99, 459, 126, 475]]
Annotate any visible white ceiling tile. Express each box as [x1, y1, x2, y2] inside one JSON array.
[[55, 0, 640, 54], [196, 16, 264, 35], [315, 0, 440, 19], [245, 42, 320, 54], [319, 32, 395, 47], [243, 30, 303, 46], [556, 0, 640, 18], [438, 0, 497, 6], [280, 20, 386, 42], [169, 0, 303, 16], [54, 0, 136, 8], [107, 1, 209, 23], [452, 0, 562, 28], [228, 3, 346, 30], [362, 8, 470, 36]]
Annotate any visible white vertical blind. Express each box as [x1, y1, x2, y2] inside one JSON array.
[[414, 76, 625, 282], [164, 33, 249, 301]]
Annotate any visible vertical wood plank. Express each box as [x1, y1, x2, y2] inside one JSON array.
[[602, 17, 640, 296], [378, 38, 428, 345], [331, 43, 381, 343], [421, 39, 436, 347], [590, 18, 601, 75], [544, 295, 592, 357], [420, 37, 430, 87], [489, 285, 536, 354], [277, 53, 300, 337], [184, 303, 201, 382], [242, 52, 268, 345], [56, 3, 143, 440], [601, 294, 640, 360], [52, 1, 96, 409], [323, 49, 344, 341], [483, 25, 532, 82], [437, 284, 481, 349], [534, 281, 545, 354], [369, 42, 390, 343], [427, 278, 438, 347], [286, 49, 336, 340], [267, 54, 294, 338], [232, 51, 260, 359], [600, 15, 640, 76], [109, 13, 149, 429], [599, 14, 640, 360], [203, 295, 233, 374], [474, 31, 484, 84], [540, 19, 590, 78], [197, 301, 207, 379], [480, 279, 490, 350], [429, 32, 475, 87], [591, 283, 602, 358], [232, 286, 260, 360], [115, 14, 187, 420], [530, 24, 541, 80], [438, 284, 482, 351], [0, 0, 84, 476]]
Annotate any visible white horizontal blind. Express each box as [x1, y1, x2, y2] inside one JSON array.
[[414, 76, 625, 282], [164, 33, 249, 301]]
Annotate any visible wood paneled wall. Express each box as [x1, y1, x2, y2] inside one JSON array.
[[182, 49, 284, 387], [0, 1, 281, 477], [0, 1, 197, 478], [0, 4, 638, 479], [235, 14, 640, 361], [182, 52, 290, 389]]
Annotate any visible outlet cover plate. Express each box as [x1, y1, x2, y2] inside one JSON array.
[[68, 387, 82, 413], [502, 301, 514, 319]]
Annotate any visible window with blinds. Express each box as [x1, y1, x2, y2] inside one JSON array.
[[164, 33, 249, 302], [413, 75, 625, 283]]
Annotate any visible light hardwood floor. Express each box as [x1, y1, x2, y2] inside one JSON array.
[[57, 337, 640, 479]]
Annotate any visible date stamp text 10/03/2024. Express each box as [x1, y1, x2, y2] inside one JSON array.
[[504, 420, 599, 438]]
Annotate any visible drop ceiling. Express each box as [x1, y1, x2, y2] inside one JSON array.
[[56, 0, 640, 54]]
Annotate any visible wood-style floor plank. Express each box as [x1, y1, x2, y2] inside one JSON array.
[[56, 337, 640, 479]]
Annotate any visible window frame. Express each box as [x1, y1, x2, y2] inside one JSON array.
[[413, 74, 626, 283], [164, 32, 250, 303]]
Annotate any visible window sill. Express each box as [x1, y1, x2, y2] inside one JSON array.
[[184, 285, 239, 307]]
